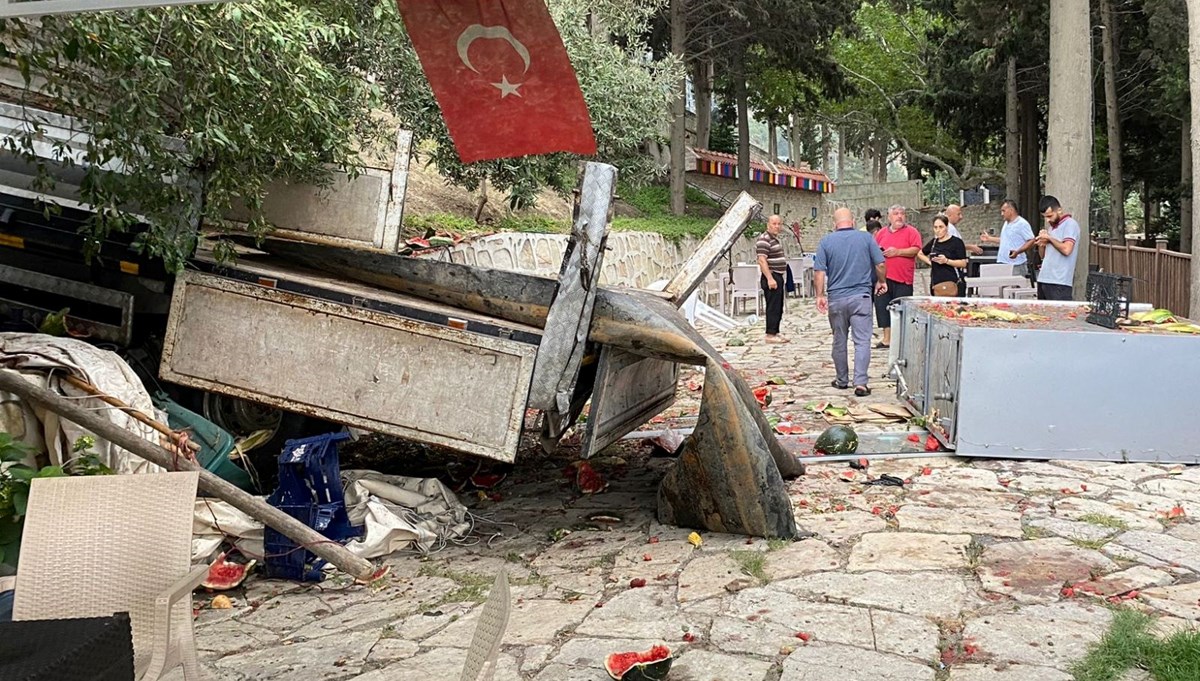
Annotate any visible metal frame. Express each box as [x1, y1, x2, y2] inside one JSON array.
[[0, 265, 135, 345], [0, 0, 226, 17]]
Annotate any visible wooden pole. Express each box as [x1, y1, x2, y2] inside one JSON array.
[[61, 374, 201, 454], [0, 369, 378, 581]]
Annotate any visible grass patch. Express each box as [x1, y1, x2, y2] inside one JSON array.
[[495, 215, 570, 234], [1072, 608, 1200, 681], [1078, 514, 1130, 531], [619, 183, 720, 216], [611, 215, 718, 243], [403, 212, 479, 235], [1072, 537, 1113, 550], [1022, 525, 1050, 540], [767, 538, 791, 552], [964, 538, 985, 568], [417, 564, 492, 604], [731, 550, 768, 582]]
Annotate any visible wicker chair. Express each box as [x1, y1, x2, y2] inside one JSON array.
[[459, 571, 511, 681], [13, 472, 207, 680]]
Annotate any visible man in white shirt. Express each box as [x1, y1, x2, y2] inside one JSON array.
[[980, 199, 1035, 277]]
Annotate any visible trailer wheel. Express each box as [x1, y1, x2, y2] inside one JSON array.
[[201, 393, 336, 492]]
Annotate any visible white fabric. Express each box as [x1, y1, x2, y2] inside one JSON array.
[[187, 471, 471, 563], [0, 333, 167, 474], [996, 216, 1035, 265]]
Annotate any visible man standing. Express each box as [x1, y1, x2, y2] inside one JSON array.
[[946, 203, 984, 255], [1013, 195, 1080, 300], [756, 214, 789, 343], [980, 199, 1035, 277], [815, 208, 887, 396], [873, 204, 922, 349]]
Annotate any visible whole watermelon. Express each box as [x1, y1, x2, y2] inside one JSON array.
[[814, 425, 859, 455]]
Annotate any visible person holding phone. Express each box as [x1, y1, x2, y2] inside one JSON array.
[[917, 214, 969, 297]]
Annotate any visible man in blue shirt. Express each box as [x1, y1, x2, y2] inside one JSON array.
[[814, 207, 887, 396], [1013, 195, 1080, 300], [980, 199, 1035, 276]]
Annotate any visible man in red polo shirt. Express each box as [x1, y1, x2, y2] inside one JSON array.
[[873, 204, 922, 348]]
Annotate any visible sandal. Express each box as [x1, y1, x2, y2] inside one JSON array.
[[873, 342, 889, 349], [831, 380, 850, 390], [855, 386, 872, 397]]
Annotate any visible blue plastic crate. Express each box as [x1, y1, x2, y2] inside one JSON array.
[[264, 432, 362, 581]]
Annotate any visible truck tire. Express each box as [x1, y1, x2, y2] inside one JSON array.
[[201, 392, 338, 492]]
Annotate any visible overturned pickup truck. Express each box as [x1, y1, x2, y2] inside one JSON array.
[[0, 106, 799, 538]]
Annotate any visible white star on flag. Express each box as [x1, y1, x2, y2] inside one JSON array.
[[492, 75, 523, 98]]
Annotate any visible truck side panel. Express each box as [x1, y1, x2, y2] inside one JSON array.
[[160, 271, 535, 462]]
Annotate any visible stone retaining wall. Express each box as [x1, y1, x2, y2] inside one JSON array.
[[442, 231, 760, 288]]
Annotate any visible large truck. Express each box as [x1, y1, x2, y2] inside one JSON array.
[[0, 102, 678, 470]]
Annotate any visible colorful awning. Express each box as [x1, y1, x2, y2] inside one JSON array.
[[691, 148, 835, 194]]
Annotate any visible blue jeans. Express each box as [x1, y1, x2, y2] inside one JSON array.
[[0, 589, 13, 621], [828, 294, 874, 388]]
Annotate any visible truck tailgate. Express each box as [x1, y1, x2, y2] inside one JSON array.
[[161, 259, 539, 462]]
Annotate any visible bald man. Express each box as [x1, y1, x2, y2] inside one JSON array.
[[814, 207, 887, 396], [946, 204, 984, 256]]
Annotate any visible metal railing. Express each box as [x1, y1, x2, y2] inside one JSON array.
[[1090, 240, 1192, 315]]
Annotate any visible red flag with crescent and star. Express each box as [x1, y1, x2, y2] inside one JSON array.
[[395, 0, 597, 163]]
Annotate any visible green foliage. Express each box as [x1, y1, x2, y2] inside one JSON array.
[[371, 0, 681, 213], [403, 213, 479, 237], [1, 1, 389, 271], [611, 215, 715, 243], [620, 184, 718, 216], [0, 434, 110, 568], [1072, 608, 1200, 681], [495, 216, 570, 234]]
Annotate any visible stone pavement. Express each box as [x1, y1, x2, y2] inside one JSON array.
[[188, 296, 1200, 681]]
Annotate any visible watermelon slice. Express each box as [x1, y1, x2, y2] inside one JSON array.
[[575, 461, 608, 494], [604, 644, 673, 680], [202, 552, 256, 591]]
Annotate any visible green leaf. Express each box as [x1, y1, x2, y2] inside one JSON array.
[[34, 466, 65, 478], [12, 488, 28, 517], [7, 466, 37, 481]]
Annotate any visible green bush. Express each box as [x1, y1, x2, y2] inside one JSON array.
[[619, 183, 720, 216], [403, 213, 479, 235], [611, 215, 716, 243], [495, 216, 570, 234]]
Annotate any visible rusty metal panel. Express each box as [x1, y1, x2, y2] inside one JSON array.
[[582, 346, 678, 458], [527, 162, 616, 412], [664, 191, 760, 306], [160, 271, 535, 462]]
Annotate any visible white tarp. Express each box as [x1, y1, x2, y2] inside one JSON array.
[[189, 471, 471, 563], [0, 333, 167, 474]]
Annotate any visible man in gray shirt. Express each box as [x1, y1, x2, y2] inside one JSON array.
[[815, 207, 888, 396]]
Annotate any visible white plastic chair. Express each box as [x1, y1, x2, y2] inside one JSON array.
[[974, 263, 1015, 298], [459, 571, 511, 681], [729, 264, 763, 316], [701, 270, 726, 312], [14, 472, 207, 680]]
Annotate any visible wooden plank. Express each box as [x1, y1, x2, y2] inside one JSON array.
[[526, 162, 617, 412], [664, 192, 760, 306], [582, 346, 678, 458]]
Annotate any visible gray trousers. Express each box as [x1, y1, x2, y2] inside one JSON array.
[[828, 294, 874, 387]]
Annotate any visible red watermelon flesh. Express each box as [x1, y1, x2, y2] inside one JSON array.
[[202, 552, 255, 591], [604, 645, 672, 680]]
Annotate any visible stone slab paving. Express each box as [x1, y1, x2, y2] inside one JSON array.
[[186, 298, 1200, 680]]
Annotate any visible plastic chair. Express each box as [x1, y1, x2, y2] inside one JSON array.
[[729, 264, 763, 316], [14, 472, 207, 681], [701, 270, 726, 312], [459, 571, 511, 681], [974, 263, 1014, 297]]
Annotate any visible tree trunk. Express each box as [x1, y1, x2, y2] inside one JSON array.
[[1020, 91, 1041, 222], [788, 112, 802, 165], [1144, 178, 1152, 241], [694, 57, 713, 150], [1191, 0, 1200, 317], [876, 138, 889, 183], [734, 50, 751, 191], [1183, 111, 1193, 253], [1005, 57, 1021, 201], [768, 121, 778, 161], [1046, 0, 1093, 296], [669, 0, 687, 216], [1100, 0, 1125, 240], [835, 128, 844, 182]]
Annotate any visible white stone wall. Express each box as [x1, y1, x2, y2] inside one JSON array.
[[441, 231, 762, 289]]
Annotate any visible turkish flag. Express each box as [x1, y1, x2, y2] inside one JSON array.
[[395, 0, 597, 163]]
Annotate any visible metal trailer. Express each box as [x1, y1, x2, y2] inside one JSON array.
[[892, 296, 1200, 464]]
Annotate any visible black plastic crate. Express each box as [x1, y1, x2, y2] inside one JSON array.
[[1085, 272, 1132, 329]]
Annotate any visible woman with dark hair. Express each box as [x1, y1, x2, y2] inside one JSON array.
[[917, 214, 968, 296]]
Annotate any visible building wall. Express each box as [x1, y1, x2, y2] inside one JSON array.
[[686, 172, 826, 250], [914, 203, 1006, 244], [819, 180, 924, 229]]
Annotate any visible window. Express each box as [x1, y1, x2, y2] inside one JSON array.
[[773, 202, 781, 215], [811, 207, 818, 218]]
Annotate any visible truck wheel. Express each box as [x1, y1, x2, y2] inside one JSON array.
[[201, 393, 336, 492]]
